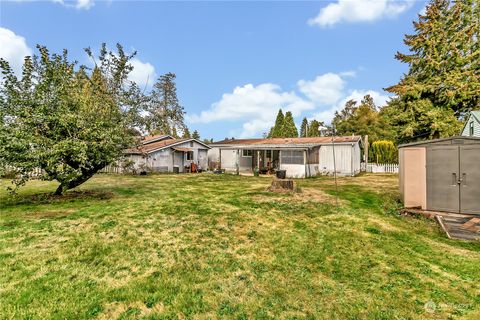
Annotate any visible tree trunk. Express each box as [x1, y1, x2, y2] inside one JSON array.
[[268, 179, 295, 192], [53, 165, 103, 195]]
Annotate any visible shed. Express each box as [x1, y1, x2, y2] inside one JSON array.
[[398, 136, 480, 214]]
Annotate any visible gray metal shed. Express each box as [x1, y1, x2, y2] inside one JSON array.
[[398, 136, 480, 214]]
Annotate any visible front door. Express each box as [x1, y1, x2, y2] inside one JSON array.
[[460, 145, 480, 214], [427, 146, 460, 212], [174, 151, 184, 172]]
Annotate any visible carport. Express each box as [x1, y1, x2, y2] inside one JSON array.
[[399, 136, 480, 214]]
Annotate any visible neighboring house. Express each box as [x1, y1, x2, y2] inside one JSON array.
[[461, 110, 480, 137], [208, 136, 361, 178], [124, 134, 210, 173]]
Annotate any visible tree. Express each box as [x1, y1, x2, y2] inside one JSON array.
[[182, 127, 191, 138], [0, 44, 140, 195], [282, 111, 298, 138], [380, 97, 461, 144], [386, 0, 479, 116], [333, 95, 392, 142], [307, 120, 322, 137], [192, 130, 200, 140], [268, 109, 285, 138], [145, 72, 187, 136], [300, 117, 308, 137]]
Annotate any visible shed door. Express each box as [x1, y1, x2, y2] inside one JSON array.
[[460, 145, 480, 214], [427, 146, 460, 212]]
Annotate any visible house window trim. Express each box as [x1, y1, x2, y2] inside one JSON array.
[[186, 151, 194, 161], [242, 149, 253, 157], [470, 121, 474, 136]]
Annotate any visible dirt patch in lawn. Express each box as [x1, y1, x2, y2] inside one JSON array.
[[4, 190, 114, 207]]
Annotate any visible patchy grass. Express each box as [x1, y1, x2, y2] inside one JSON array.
[[0, 173, 479, 319]]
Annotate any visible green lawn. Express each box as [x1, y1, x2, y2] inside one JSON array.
[[1, 173, 479, 319]]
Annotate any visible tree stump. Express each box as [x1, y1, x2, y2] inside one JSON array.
[[268, 178, 295, 192]]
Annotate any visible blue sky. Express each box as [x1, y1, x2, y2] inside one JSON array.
[[0, 0, 427, 140]]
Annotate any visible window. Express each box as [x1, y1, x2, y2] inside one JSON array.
[[186, 151, 194, 160], [470, 122, 474, 136], [266, 150, 272, 158], [242, 149, 253, 157], [281, 150, 304, 164], [190, 141, 194, 147]]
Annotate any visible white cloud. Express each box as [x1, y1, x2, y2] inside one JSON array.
[[187, 83, 314, 138], [188, 72, 391, 138], [74, 0, 94, 10], [11, 0, 95, 10], [297, 73, 346, 105], [308, 0, 414, 27], [311, 89, 391, 124], [0, 27, 32, 75], [128, 58, 157, 89]]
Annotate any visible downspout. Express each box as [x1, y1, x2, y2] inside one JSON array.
[[351, 143, 354, 176]]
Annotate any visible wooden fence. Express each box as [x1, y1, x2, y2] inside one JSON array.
[[361, 163, 399, 173]]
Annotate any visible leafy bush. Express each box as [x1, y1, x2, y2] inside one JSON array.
[[371, 140, 397, 163]]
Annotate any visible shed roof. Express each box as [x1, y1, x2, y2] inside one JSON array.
[[398, 136, 480, 148], [211, 136, 361, 147]]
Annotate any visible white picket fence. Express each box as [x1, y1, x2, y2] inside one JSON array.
[[98, 164, 123, 174], [361, 163, 399, 173]]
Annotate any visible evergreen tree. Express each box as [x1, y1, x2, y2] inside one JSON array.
[[386, 0, 479, 116], [307, 120, 321, 137], [380, 98, 461, 144], [300, 117, 308, 137], [192, 130, 200, 140], [145, 73, 187, 136], [282, 111, 298, 138], [182, 127, 191, 138], [269, 109, 285, 138]]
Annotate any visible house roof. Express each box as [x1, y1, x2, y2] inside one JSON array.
[[125, 138, 210, 155], [140, 134, 174, 145], [469, 110, 480, 123], [460, 110, 480, 134], [211, 136, 361, 149]]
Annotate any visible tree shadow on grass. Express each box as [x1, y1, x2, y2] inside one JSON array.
[[1, 190, 114, 208]]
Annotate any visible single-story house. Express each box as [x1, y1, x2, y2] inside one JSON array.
[[124, 135, 210, 173], [461, 110, 480, 137], [208, 136, 361, 178]]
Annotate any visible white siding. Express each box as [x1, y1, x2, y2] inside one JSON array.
[[461, 114, 480, 137], [319, 143, 360, 176], [220, 149, 252, 173], [126, 139, 209, 173], [280, 164, 306, 178]]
